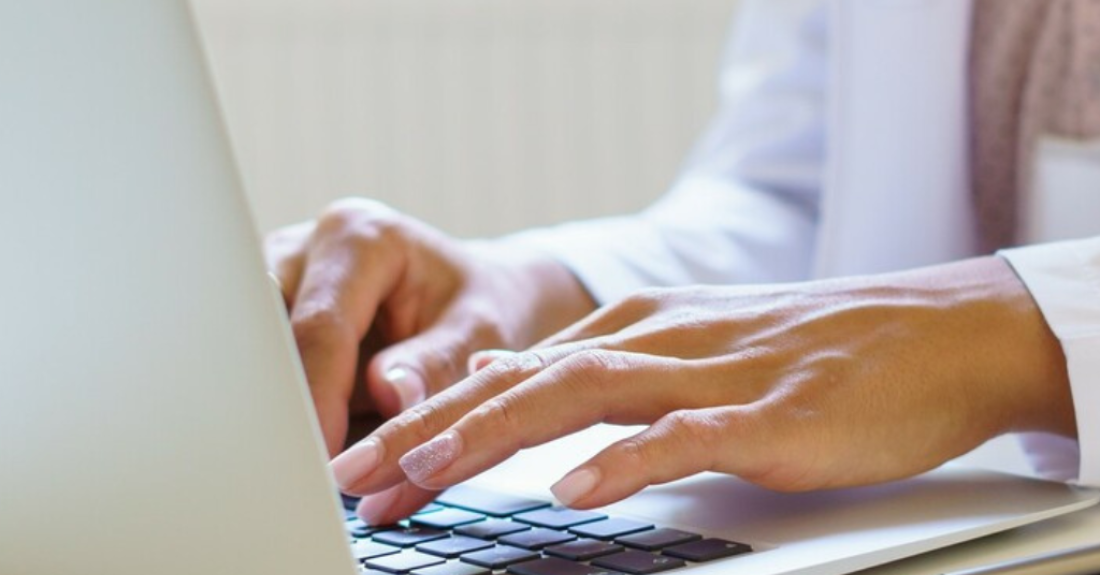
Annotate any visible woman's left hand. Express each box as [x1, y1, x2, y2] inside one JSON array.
[[332, 256, 1076, 524]]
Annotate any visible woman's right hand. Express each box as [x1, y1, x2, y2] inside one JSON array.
[[263, 197, 597, 459]]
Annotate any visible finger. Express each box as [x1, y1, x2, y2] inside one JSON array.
[[354, 481, 441, 526], [532, 290, 665, 350], [460, 289, 666, 380], [467, 349, 514, 374], [366, 311, 505, 418], [291, 209, 405, 457], [397, 351, 715, 491], [263, 220, 313, 305], [549, 407, 764, 509], [331, 346, 577, 496]]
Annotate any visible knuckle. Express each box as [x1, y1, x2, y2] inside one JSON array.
[[397, 400, 449, 443], [316, 198, 404, 244], [664, 410, 712, 444], [559, 349, 624, 393], [614, 437, 652, 470], [485, 351, 547, 382], [291, 305, 349, 349], [618, 288, 668, 314], [659, 409, 725, 472], [478, 397, 521, 434], [315, 199, 363, 233], [565, 349, 619, 375], [346, 218, 404, 252], [464, 397, 524, 454], [324, 197, 393, 221]]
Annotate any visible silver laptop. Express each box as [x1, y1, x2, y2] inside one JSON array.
[[1, 2, 1096, 575]]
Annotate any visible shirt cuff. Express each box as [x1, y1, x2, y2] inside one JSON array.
[[1000, 236, 1100, 488]]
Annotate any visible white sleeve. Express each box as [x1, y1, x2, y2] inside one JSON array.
[[999, 236, 1100, 488], [505, 0, 828, 304]]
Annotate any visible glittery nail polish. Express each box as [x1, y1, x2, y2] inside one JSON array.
[[399, 431, 463, 485]]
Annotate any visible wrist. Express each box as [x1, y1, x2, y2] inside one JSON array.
[[985, 257, 1077, 438], [909, 257, 1076, 439]]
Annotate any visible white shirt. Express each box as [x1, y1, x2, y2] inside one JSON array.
[[508, 0, 1100, 488]]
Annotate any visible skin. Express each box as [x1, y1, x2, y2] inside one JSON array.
[[266, 199, 1077, 527], [263, 197, 597, 454]]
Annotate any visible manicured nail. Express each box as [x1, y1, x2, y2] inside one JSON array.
[[400, 431, 463, 485], [467, 349, 515, 374], [551, 467, 601, 506], [385, 366, 426, 411], [357, 484, 403, 525], [330, 438, 384, 491]]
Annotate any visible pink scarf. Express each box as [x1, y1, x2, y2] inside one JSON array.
[[970, 0, 1100, 252]]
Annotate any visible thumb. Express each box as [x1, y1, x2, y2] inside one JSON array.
[[366, 327, 486, 417]]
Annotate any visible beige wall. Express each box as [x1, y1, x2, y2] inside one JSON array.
[[193, 0, 739, 237]]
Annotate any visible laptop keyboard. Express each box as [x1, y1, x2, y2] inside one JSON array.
[[342, 485, 753, 575]]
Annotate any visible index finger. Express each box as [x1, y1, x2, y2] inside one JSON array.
[[398, 351, 707, 492], [331, 346, 585, 496], [290, 205, 404, 457]]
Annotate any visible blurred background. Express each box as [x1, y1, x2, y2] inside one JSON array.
[[193, 0, 739, 237]]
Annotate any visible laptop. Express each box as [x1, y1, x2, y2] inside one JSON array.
[[0, 1, 1095, 574]]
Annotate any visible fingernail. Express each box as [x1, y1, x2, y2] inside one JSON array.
[[330, 438, 385, 491], [551, 467, 601, 507], [400, 430, 463, 485], [386, 366, 426, 411], [357, 484, 403, 525], [467, 349, 515, 374]]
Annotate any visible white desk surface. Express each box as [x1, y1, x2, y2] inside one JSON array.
[[860, 502, 1100, 575], [476, 425, 1100, 575]]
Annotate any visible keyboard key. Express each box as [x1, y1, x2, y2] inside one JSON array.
[[460, 545, 541, 569], [412, 563, 492, 575], [508, 556, 628, 575], [347, 518, 392, 539], [499, 527, 577, 550], [514, 508, 606, 529], [544, 538, 624, 561], [592, 550, 685, 574], [364, 550, 446, 574], [662, 538, 752, 562], [373, 526, 450, 547], [343, 493, 362, 510], [411, 508, 487, 529], [360, 569, 391, 575], [352, 540, 402, 560], [416, 536, 494, 558], [438, 485, 551, 517], [414, 503, 445, 515], [347, 520, 372, 538], [455, 518, 531, 540], [615, 528, 701, 551], [569, 518, 653, 540]]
